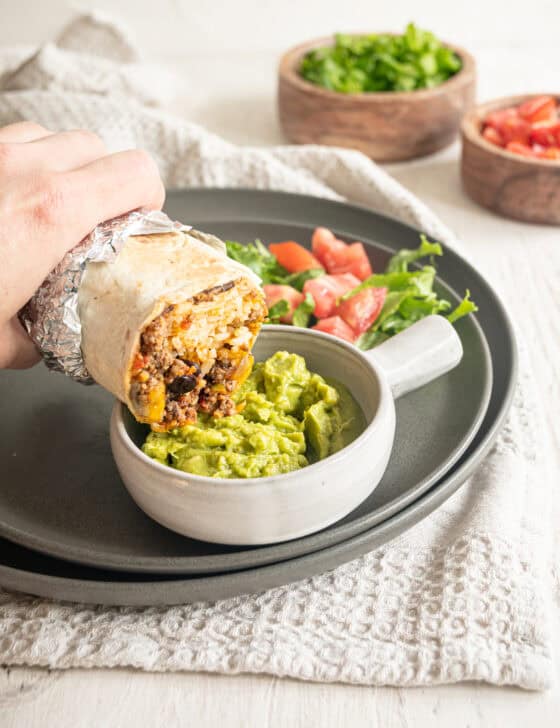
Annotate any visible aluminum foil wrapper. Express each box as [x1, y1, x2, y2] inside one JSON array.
[[19, 209, 194, 384]]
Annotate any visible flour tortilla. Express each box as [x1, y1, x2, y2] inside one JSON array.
[[77, 229, 261, 412]]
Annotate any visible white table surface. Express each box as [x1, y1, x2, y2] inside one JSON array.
[[1, 1, 559, 725]]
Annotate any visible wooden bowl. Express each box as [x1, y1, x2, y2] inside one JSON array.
[[461, 95, 560, 224], [278, 35, 476, 162]]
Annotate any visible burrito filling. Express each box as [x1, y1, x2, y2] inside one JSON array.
[[129, 280, 266, 430]]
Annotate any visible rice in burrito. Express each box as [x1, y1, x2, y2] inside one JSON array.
[[78, 228, 266, 431]]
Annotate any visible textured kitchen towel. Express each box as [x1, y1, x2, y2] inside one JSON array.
[[0, 13, 553, 690]]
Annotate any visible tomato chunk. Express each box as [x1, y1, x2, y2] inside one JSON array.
[[329, 242, 373, 280], [311, 228, 349, 271], [312, 316, 356, 343], [335, 287, 387, 335], [132, 353, 147, 372], [505, 141, 536, 158], [530, 122, 560, 148], [538, 147, 560, 160], [312, 227, 373, 280], [263, 284, 304, 324], [482, 97, 560, 160], [499, 117, 532, 145], [484, 107, 517, 130], [303, 273, 360, 318], [482, 126, 504, 147], [517, 95, 556, 124], [268, 241, 323, 273]]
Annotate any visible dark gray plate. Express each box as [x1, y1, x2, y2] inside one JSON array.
[[0, 189, 492, 575], [0, 309, 515, 605]]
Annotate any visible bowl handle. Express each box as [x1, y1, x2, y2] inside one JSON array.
[[365, 315, 463, 399]]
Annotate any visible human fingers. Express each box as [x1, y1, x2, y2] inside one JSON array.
[[0, 129, 108, 175], [0, 120, 52, 143], [63, 148, 165, 241], [25, 129, 108, 172], [0, 149, 164, 311]]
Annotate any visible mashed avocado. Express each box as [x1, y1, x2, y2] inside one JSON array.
[[142, 351, 366, 479]]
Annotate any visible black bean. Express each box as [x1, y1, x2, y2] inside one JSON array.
[[168, 374, 198, 396]]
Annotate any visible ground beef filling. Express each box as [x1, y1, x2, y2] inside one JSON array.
[[130, 296, 264, 429]]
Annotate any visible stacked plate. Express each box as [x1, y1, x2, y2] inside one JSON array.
[[0, 190, 516, 606]]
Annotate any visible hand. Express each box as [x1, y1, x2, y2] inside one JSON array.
[[0, 121, 165, 369]]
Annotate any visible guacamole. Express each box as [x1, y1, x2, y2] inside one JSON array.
[[142, 351, 366, 479]]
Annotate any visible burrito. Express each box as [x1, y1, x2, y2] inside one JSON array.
[[78, 228, 266, 431]]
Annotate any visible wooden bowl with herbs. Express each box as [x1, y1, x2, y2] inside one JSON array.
[[278, 25, 476, 162], [461, 94, 560, 224]]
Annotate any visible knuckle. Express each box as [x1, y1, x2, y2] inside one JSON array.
[[129, 148, 160, 178], [128, 149, 164, 207], [31, 174, 71, 227], [68, 128, 105, 152], [17, 121, 48, 135]]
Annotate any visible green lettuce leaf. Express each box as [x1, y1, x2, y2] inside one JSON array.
[[292, 293, 316, 328], [356, 330, 390, 350], [341, 265, 436, 300], [447, 290, 478, 323], [266, 299, 290, 323], [225, 240, 325, 289], [284, 268, 325, 291], [385, 234, 443, 273], [225, 239, 288, 284]]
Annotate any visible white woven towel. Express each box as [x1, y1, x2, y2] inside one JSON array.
[[0, 14, 553, 690]]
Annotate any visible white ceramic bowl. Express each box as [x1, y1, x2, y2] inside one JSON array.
[[110, 316, 462, 545]]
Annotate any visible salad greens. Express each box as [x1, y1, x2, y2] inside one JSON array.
[[226, 234, 477, 350], [266, 299, 290, 323], [447, 290, 477, 324], [350, 239, 477, 350], [225, 240, 323, 291], [299, 24, 462, 94], [385, 235, 442, 272], [225, 239, 288, 283], [265, 293, 316, 327], [292, 293, 316, 328]]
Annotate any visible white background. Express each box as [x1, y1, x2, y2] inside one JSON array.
[[2, 0, 560, 53], [1, 1, 559, 726]]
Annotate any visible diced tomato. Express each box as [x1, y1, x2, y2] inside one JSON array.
[[505, 141, 536, 158], [482, 126, 504, 147], [530, 122, 560, 148], [312, 316, 356, 343], [311, 227, 336, 249], [303, 273, 361, 318], [537, 146, 560, 160], [268, 241, 323, 273], [263, 284, 304, 324], [483, 98, 560, 159], [311, 228, 373, 280], [484, 107, 517, 130], [329, 242, 373, 280], [499, 117, 532, 145], [517, 95, 557, 124], [132, 352, 147, 372], [312, 228, 349, 270], [335, 287, 387, 335]]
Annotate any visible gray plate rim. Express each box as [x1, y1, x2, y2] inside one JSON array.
[[0, 189, 495, 574]]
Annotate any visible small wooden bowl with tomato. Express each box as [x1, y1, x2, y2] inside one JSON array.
[[461, 94, 560, 224]]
